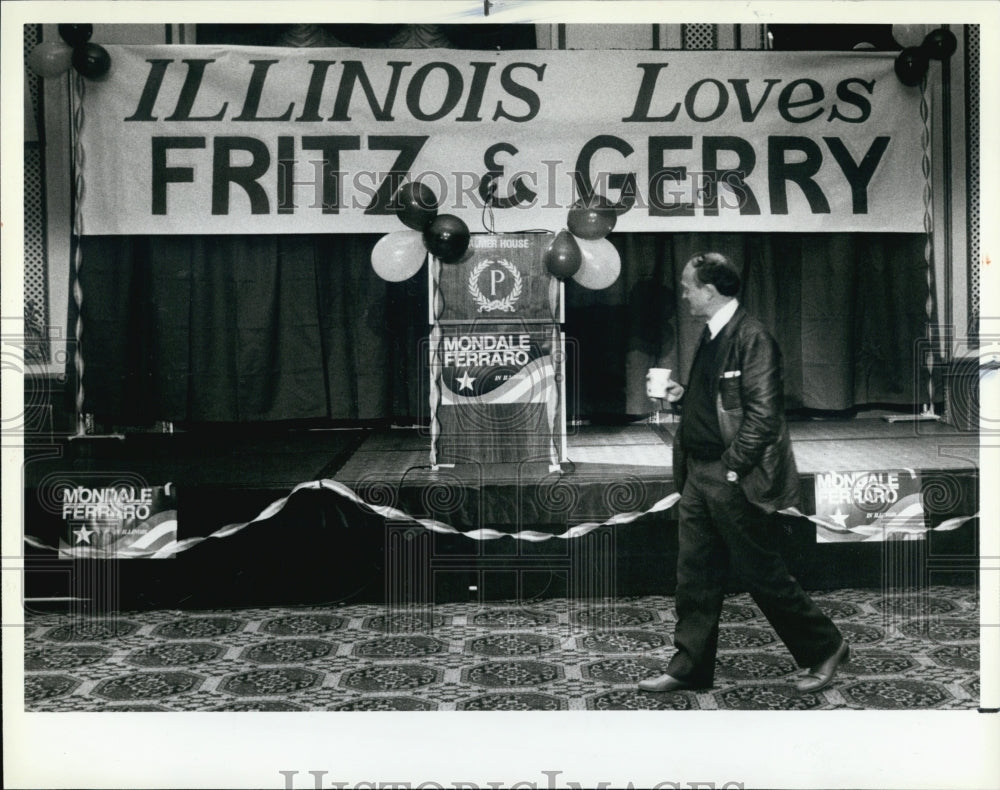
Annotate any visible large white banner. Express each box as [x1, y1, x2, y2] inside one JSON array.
[[79, 45, 926, 234]]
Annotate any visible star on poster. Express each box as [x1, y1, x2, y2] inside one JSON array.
[[73, 525, 94, 544], [457, 370, 475, 391]]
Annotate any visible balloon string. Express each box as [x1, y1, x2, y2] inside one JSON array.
[[71, 72, 87, 436], [482, 176, 497, 234]]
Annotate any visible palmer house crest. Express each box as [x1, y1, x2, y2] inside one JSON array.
[[468, 259, 523, 313]]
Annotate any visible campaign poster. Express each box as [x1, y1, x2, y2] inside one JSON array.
[[433, 324, 560, 465], [813, 469, 925, 542], [57, 483, 178, 559]]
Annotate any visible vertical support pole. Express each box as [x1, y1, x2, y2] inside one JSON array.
[[428, 256, 443, 467], [69, 73, 88, 437]]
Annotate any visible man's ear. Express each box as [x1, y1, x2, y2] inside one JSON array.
[[704, 283, 720, 299]]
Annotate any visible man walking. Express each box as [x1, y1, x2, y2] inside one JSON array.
[[641, 251, 849, 694]]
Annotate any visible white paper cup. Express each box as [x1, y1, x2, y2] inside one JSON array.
[[646, 368, 672, 399]]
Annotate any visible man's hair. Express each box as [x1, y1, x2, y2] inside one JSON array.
[[688, 252, 741, 297]]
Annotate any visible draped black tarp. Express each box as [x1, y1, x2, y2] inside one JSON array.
[[73, 231, 935, 426]]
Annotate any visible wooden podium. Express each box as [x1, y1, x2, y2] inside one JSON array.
[[428, 233, 567, 468]]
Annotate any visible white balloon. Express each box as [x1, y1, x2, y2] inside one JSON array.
[[892, 24, 927, 49], [27, 41, 73, 78], [572, 237, 621, 290], [370, 230, 426, 282]]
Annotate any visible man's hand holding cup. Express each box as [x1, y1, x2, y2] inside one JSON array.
[[646, 368, 684, 403]]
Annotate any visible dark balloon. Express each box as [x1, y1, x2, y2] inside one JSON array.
[[423, 215, 470, 264], [544, 230, 582, 279], [58, 24, 93, 47], [923, 28, 958, 60], [72, 42, 112, 79], [567, 195, 616, 240], [894, 47, 929, 87], [395, 182, 439, 231]]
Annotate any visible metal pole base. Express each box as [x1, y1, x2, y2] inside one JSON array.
[[883, 405, 942, 424], [68, 413, 125, 440]]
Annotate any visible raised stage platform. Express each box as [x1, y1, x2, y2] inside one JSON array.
[[332, 418, 979, 527], [21, 419, 980, 609]]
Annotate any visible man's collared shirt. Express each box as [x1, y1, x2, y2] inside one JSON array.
[[706, 299, 738, 339]]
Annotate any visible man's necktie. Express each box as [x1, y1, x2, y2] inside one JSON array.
[[698, 324, 712, 348]]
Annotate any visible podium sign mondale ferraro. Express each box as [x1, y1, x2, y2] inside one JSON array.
[[429, 233, 566, 466]]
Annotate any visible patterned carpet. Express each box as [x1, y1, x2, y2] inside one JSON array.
[[23, 585, 980, 711]]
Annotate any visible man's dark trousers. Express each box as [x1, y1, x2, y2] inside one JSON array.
[[666, 457, 843, 688]]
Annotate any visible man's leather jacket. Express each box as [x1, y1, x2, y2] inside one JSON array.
[[671, 306, 801, 513]]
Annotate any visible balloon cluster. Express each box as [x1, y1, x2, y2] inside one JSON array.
[[370, 182, 472, 282], [542, 194, 621, 290], [28, 26, 112, 81], [28, 25, 112, 80], [891, 26, 958, 87]]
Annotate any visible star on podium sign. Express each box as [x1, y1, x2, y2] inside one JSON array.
[[829, 508, 850, 528], [73, 525, 94, 544], [457, 370, 475, 392]]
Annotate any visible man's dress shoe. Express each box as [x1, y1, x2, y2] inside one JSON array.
[[795, 640, 850, 693], [637, 673, 689, 692]]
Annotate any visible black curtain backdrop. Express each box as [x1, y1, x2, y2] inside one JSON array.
[[74, 232, 934, 426]]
